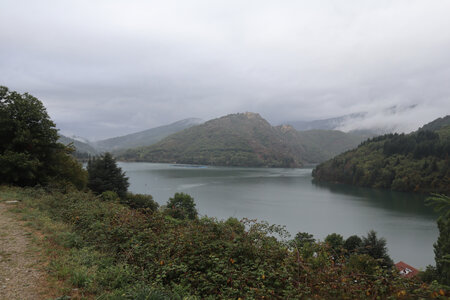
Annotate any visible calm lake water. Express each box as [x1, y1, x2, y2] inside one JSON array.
[[119, 162, 438, 269]]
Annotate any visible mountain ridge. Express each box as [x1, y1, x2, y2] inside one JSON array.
[[119, 112, 367, 167], [312, 115, 450, 194], [92, 118, 203, 152], [58, 134, 97, 157]]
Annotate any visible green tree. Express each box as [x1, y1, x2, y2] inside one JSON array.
[[360, 230, 393, 267], [426, 194, 450, 285], [87, 153, 129, 197], [166, 192, 198, 220], [325, 233, 344, 254], [344, 235, 362, 254], [0, 86, 86, 188], [293, 232, 315, 248]]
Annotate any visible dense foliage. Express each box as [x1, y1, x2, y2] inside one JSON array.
[[119, 113, 365, 167], [87, 152, 129, 197], [122, 192, 159, 211], [419, 115, 450, 132], [165, 192, 198, 220], [94, 118, 203, 152], [120, 113, 303, 167], [1, 186, 447, 299], [1, 87, 447, 298], [312, 117, 450, 194], [426, 194, 450, 285], [322, 231, 392, 268], [0, 86, 87, 189]]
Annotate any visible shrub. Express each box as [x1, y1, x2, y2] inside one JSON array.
[[420, 265, 439, 283], [325, 233, 344, 254], [100, 191, 120, 202], [1, 186, 443, 299], [346, 254, 378, 275], [123, 192, 159, 211], [293, 231, 315, 248], [165, 192, 197, 220], [344, 235, 362, 254], [426, 194, 450, 285]]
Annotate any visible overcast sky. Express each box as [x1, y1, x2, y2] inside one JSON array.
[[1, 0, 450, 140]]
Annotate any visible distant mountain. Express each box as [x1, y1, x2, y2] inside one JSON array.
[[295, 129, 367, 162], [92, 118, 203, 152], [287, 105, 429, 135], [286, 113, 367, 131], [58, 134, 97, 157], [67, 134, 91, 144], [419, 115, 450, 132], [312, 115, 450, 194], [119, 113, 366, 167]]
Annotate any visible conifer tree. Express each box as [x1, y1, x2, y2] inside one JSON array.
[[87, 152, 129, 197]]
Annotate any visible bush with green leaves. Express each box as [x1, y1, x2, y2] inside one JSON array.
[[165, 192, 198, 220], [100, 191, 120, 202], [1, 186, 446, 299], [122, 192, 159, 211], [293, 231, 315, 248], [344, 235, 363, 254], [426, 194, 450, 285], [325, 233, 344, 255]]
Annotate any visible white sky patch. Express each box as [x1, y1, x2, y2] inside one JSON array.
[[1, 0, 450, 139]]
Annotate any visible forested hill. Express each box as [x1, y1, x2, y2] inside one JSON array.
[[119, 112, 366, 167], [58, 134, 97, 159], [418, 115, 450, 132], [120, 113, 303, 167], [312, 116, 450, 194], [92, 118, 203, 152]]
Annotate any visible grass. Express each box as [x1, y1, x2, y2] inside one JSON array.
[[0, 186, 180, 299], [0, 187, 92, 299], [0, 185, 447, 299]]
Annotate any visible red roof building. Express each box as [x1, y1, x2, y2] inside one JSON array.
[[395, 261, 419, 278]]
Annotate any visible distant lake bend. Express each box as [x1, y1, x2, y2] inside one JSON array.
[[119, 162, 438, 269]]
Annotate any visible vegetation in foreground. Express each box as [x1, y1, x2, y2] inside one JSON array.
[[1, 185, 448, 299], [312, 116, 450, 194]]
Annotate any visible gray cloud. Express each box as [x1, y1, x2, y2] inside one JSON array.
[[1, 0, 450, 139]]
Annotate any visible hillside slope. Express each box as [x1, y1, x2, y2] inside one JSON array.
[[120, 113, 365, 167], [93, 118, 203, 152], [312, 116, 450, 194], [59, 135, 97, 157], [296, 129, 365, 162], [120, 113, 303, 167]]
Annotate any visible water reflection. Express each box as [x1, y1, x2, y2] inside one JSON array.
[[312, 181, 437, 220]]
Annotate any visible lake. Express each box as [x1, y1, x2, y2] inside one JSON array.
[[119, 162, 438, 269]]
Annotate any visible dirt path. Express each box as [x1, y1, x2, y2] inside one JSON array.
[[0, 202, 52, 300]]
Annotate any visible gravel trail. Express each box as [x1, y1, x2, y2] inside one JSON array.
[[0, 202, 51, 300]]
